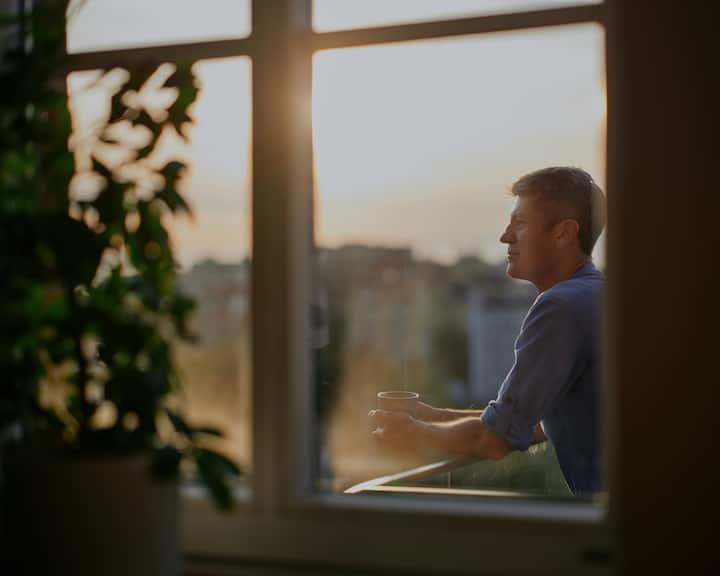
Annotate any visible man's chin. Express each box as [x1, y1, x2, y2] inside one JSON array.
[[506, 264, 529, 282]]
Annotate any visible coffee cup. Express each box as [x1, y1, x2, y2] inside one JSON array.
[[376, 390, 419, 417]]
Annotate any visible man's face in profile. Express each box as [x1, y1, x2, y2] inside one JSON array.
[[500, 194, 558, 287]]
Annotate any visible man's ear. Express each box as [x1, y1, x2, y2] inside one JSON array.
[[553, 218, 580, 248]]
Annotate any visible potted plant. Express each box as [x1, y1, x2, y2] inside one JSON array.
[[0, 2, 240, 573]]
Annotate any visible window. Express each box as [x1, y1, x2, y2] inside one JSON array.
[[66, 1, 611, 573], [312, 25, 606, 497], [67, 0, 251, 53]]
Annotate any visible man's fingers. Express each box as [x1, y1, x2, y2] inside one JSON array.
[[368, 409, 390, 424]]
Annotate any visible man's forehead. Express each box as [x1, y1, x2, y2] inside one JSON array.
[[511, 195, 537, 216], [513, 194, 575, 223]]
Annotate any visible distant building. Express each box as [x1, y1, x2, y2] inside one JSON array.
[[179, 259, 249, 346], [465, 285, 534, 405], [316, 245, 536, 403]]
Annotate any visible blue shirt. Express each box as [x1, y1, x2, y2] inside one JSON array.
[[480, 261, 604, 495]]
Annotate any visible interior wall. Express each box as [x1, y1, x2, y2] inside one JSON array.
[[607, 1, 714, 574]]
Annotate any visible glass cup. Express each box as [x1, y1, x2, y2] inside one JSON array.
[[376, 391, 419, 418]]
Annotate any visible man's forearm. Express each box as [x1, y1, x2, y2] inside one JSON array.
[[437, 407, 484, 421], [418, 403, 484, 422], [415, 417, 512, 460]]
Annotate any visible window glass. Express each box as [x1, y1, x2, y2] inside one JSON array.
[[312, 24, 606, 496], [313, 0, 603, 32], [67, 57, 253, 477], [66, 0, 251, 53]]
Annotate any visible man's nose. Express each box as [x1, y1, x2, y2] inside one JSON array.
[[500, 228, 512, 244]]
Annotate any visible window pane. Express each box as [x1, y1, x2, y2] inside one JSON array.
[[313, 0, 602, 32], [312, 24, 606, 497], [68, 57, 252, 478], [67, 0, 251, 53]]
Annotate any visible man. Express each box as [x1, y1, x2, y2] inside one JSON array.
[[370, 166, 607, 495]]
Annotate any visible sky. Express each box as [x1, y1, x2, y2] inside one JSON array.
[[66, 1, 606, 269]]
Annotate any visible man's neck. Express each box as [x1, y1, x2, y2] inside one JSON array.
[[535, 255, 591, 293]]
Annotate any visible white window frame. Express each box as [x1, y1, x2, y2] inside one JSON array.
[[66, 2, 613, 574]]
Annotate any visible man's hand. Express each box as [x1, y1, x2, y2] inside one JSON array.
[[369, 409, 425, 452]]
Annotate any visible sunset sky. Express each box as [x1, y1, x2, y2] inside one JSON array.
[[67, 1, 606, 269]]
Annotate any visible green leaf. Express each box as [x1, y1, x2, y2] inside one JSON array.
[[163, 63, 194, 89], [196, 447, 241, 476], [165, 408, 192, 437], [166, 410, 223, 439], [109, 90, 127, 124], [170, 292, 197, 341], [129, 109, 156, 130], [48, 152, 75, 188], [165, 68, 199, 141], [135, 141, 154, 160], [192, 426, 224, 438], [46, 215, 105, 287], [124, 62, 159, 93], [194, 447, 242, 511], [91, 156, 113, 182], [152, 444, 182, 479], [99, 134, 122, 146], [93, 179, 128, 229], [157, 161, 191, 214]]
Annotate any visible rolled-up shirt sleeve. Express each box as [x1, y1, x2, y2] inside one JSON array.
[[480, 293, 581, 451]]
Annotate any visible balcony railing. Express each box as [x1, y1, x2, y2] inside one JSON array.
[[344, 455, 582, 500], [344, 456, 536, 498]]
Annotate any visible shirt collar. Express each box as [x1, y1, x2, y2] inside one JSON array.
[[573, 260, 601, 278]]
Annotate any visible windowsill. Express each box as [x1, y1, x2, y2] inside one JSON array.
[[182, 487, 609, 574]]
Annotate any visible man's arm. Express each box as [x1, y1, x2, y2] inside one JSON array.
[[416, 401, 484, 422], [419, 416, 514, 460], [418, 402, 545, 444], [370, 410, 513, 461]]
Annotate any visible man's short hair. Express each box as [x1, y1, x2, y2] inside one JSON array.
[[511, 166, 607, 256]]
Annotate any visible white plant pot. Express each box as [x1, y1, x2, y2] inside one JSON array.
[[6, 451, 180, 576]]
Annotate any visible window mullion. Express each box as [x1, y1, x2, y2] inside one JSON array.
[[312, 3, 606, 51], [63, 37, 254, 73], [251, 0, 314, 514]]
